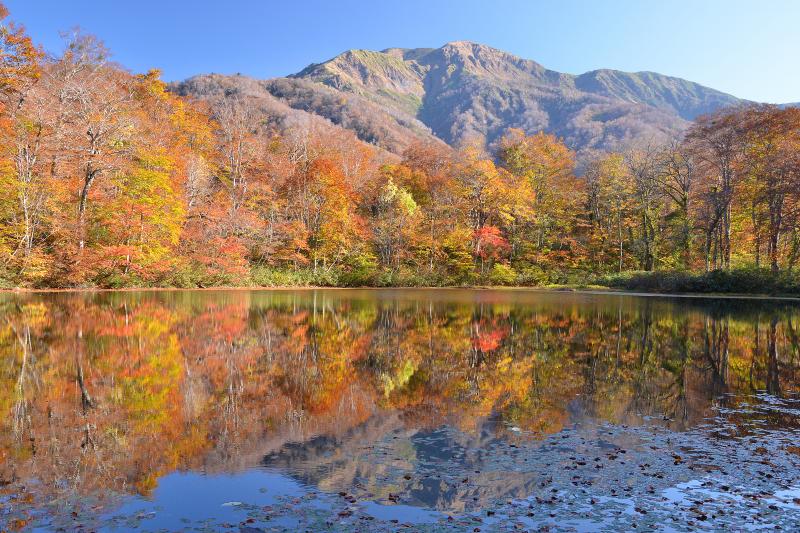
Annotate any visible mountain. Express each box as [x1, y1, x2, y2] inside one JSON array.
[[174, 41, 747, 162]]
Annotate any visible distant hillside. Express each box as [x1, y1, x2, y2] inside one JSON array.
[[176, 41, 750, 162]]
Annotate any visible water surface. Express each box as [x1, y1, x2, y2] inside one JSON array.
[[1, 289, 799, 531]]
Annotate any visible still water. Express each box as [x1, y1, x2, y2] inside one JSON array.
[[1, 288, 799, 531]]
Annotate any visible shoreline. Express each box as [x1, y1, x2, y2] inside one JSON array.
[[3, 284, 800, 301]]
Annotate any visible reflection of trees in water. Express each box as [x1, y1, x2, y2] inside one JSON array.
[[7, 320, 35, 440], [767, 317, 781, 396], [702, 314, 729, 398], [0, 291, 798, 505]]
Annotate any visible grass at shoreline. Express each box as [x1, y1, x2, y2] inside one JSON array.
[[2, 267, 800, 299], [595, 268, 800, 296]]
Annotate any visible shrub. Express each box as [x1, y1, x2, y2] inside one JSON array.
[[516, 264, 549, 286], [596, 268, 800, 295], [489, 263, 517, 285], [250, 266, 341, 287]]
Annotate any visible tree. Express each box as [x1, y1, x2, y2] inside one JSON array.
[[453, 143, 516, 273], [0, 3, 46, 280], [497, 129, 577, 261], [91, 149, 185, 284], [686, 109, 745, 270], [398, 141, 456, 274], [50, 33, 135, 252], [370, 171, 419, 269], [739, 106, 800, 272], [657, 141, 696, 268], [213, 95, 264, 219], [624, 146, 663, 271], [584, 153, 635, 272], [0, 3, 41, 106]]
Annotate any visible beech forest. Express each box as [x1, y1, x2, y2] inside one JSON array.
[[2, 7, 800, 289]]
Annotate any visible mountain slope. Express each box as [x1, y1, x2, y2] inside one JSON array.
[[171, 74, 445, 156], [573, 69, 742, 120], [177, 41, 747, 162]]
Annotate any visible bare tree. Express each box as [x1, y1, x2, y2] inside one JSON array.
[[624, 145, 663, 271], [658, 141, 697, 267]]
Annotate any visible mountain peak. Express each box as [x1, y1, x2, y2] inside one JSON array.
[[181, 42, 744, 163], [439, 40, 491, 52], [284, 41, 742, 158]]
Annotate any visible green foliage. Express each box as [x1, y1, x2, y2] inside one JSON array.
[[597, 268, 800, 295], [250, 266, 340, 287], [0, 272, 14, 290], [489, 263, 517, 285], [441, 235, 476, 285], [380, 178, 418, 216], [373, 267, 448, 288], [338, 254, 380, 287], [516, 265, 551, 286]]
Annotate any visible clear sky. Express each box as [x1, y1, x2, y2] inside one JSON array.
[[6, 0, 799, 103]]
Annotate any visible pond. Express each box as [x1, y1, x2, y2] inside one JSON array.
[[1, 288, 799, 532]]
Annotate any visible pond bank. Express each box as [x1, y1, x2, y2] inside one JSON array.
[[6, 266, 800, 299], [3, 284, 800, 302]]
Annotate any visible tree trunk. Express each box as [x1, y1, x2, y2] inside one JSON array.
[[78, 170, 97, 250]]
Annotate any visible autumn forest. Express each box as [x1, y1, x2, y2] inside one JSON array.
[[3, 6, 800, 290]]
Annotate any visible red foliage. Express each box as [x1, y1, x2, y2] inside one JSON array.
[[473, 226, 510, 260]]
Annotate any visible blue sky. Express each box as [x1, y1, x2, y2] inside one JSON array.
[[6, 0, 799, 103]]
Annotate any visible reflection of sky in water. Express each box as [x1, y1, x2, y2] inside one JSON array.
[[100, 470, 444, 530], [107, 472, 306, 530]]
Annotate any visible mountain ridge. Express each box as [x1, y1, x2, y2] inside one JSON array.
[[175, 41, 763, 163]]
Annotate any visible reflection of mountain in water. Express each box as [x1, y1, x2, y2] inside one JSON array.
[[262, 414, 540, 512]]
